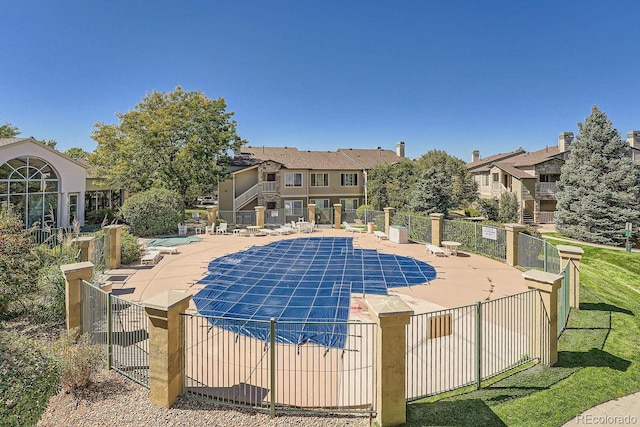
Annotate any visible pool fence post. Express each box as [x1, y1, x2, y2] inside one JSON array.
[[206, 205, 218, 227], [522, 270, 562, 366], [72, 236, 95, 262], [307, 203, 316, 224], [333, 204, 342, 229], [429, 213, 444, 247], [60, 261, 95, 336], [504, 223, 525, 267], [102, 224, 124, 269], [255, 206, 265, 228], [365, 295, 413, 426], [270, 318, 276, 418], [143, 291, 192, 408], [557, 245, 584, 308], [475, 300, 482, 389], [383, 207, 394, 236]]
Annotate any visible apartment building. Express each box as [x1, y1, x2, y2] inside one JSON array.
[[217, 143, 404, 224]]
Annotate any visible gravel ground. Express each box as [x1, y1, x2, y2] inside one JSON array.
[[37, 369, 371, 427]]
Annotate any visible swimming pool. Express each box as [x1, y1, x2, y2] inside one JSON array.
[[193, 237, 436, 347]]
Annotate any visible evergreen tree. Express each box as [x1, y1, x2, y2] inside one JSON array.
[[555, 106, 640, 245], [408, 167, 452, 215], [499, 192, 519, 223]]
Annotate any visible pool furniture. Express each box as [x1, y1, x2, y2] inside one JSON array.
[[216, 223, 228, 234], [426, 244, 448, 257], [343, 221, 364, 233], [374, 231, 388, 240], [177, 223, 188, 236], [146, 246, 179, 255], [141, 250, 161, 265], [442, 241, 462, 256], [205, 225, 215, 234]]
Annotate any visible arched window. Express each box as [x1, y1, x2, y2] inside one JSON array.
[[0, 156, 60, 228]]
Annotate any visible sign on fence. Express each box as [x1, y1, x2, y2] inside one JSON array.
[[482, 226, 497, 240]]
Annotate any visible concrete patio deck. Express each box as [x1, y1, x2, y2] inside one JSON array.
[[103, 227, 527, 315]]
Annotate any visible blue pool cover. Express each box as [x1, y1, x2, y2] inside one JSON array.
[[193, 237, 436, 348]]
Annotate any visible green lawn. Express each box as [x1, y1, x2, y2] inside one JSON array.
[[407, 240, 640, 426]]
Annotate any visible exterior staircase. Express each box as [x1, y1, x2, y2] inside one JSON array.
[[522, 211, 535, 225], [234, 184, 259, 210]]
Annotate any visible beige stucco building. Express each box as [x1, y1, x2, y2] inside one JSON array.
[[217, 143, 404, 225]]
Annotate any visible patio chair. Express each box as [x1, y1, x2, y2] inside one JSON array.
[[343, 221, 364, 233], [205, 225, 215, 234], [177, 223, 188, 236], [216, 222, 228, 234]]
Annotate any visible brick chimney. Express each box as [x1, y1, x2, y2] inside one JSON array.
[[471, 150, 480, 162], [558, 132, 574, 152], [627, 131, 640, 163], [396, 141, 405, 158]]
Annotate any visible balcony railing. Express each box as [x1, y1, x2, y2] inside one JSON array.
[[262, 181, 277, 193], [536, 182, 558, 196], [491, 182, 507, 194], [537, 211, 556, 224]]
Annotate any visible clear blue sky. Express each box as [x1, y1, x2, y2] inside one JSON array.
[[3, 1, 640, 162]]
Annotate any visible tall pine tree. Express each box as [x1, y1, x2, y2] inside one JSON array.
[[555, 106, 640, 245]]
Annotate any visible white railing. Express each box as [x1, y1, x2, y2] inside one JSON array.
[[234, 184, 259, 210], [491, 182, 507, 194], [536, 182, 558, 195], [537, 211, 556, 224], [262, 181, 277, 193]]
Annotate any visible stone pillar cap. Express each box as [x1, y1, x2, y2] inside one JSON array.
[[254, 206, 265, 210], [144, 290, 192, 311], [429, 213, 444, 218], [383, 207, 395, 211], [365, 295, 414, 317], [333, 203, 342, 207], [307, 203, 316, 206], [504, 223, 526, 231], [556, 245, 584, 256], [522, 269, 563, 284], [73, 236, 95, 243], [60, 261, 94, 273]]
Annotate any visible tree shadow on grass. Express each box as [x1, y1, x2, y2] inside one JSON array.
[[556, 348, 632, 371], [407, 398, 506, 427], [579, 301, 634, 316]]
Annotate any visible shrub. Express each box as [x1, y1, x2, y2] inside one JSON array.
[[0, 331, 60, 425], [119, 188, 184, 236], [54, 329, 103, 393], [0, 210, 41, 316], [85, 208, 116, 225], [120, 228, 142, 265], [356, 204, 374, 220]]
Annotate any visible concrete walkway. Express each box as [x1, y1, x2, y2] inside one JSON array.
[[563, 391, 640, 426]]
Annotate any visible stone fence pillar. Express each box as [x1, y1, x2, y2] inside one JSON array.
[[307, 203, 316, 224], [383, 207, 394, 236], [504, 223, 526, 267], [102, 224, 124, 269], [60, 261, 94, 335], [73, 236, 95, 263], [255, 206, 265, 228], [143, 291, 192, 408], [333, 204, 342, 229], [429, 213, 444, 247], [557, 245, 584, 308], [206, 206, 218, 227], [365, 295, 413, 426], [523, 270, 563, 366]]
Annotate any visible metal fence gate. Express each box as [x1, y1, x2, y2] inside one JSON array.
[[406, 289, 549, 401]]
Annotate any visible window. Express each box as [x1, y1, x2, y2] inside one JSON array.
[[266, 201, 277, 210], [340, 173, 358, 186], [285, 172, 303, 187], [310, 173, 329, 187], [340, 198, 358, 210], [482, 174, 489, 186], [266, 173, 276, 182], [309, 199, 331, 209], [539, 174, 560, 183], [492, 173, 499, 182], [284, 200, 303, 215], [0, 156, 60, 228]]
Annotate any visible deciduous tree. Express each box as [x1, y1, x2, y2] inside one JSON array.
[[0, 119, 19, 138], [414, 150, 477, 208], [556, 106, 640, 244], [90, 86, 246, 207]]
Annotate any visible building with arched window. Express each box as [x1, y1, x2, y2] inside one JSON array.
[[0, 137, 121, 229]]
